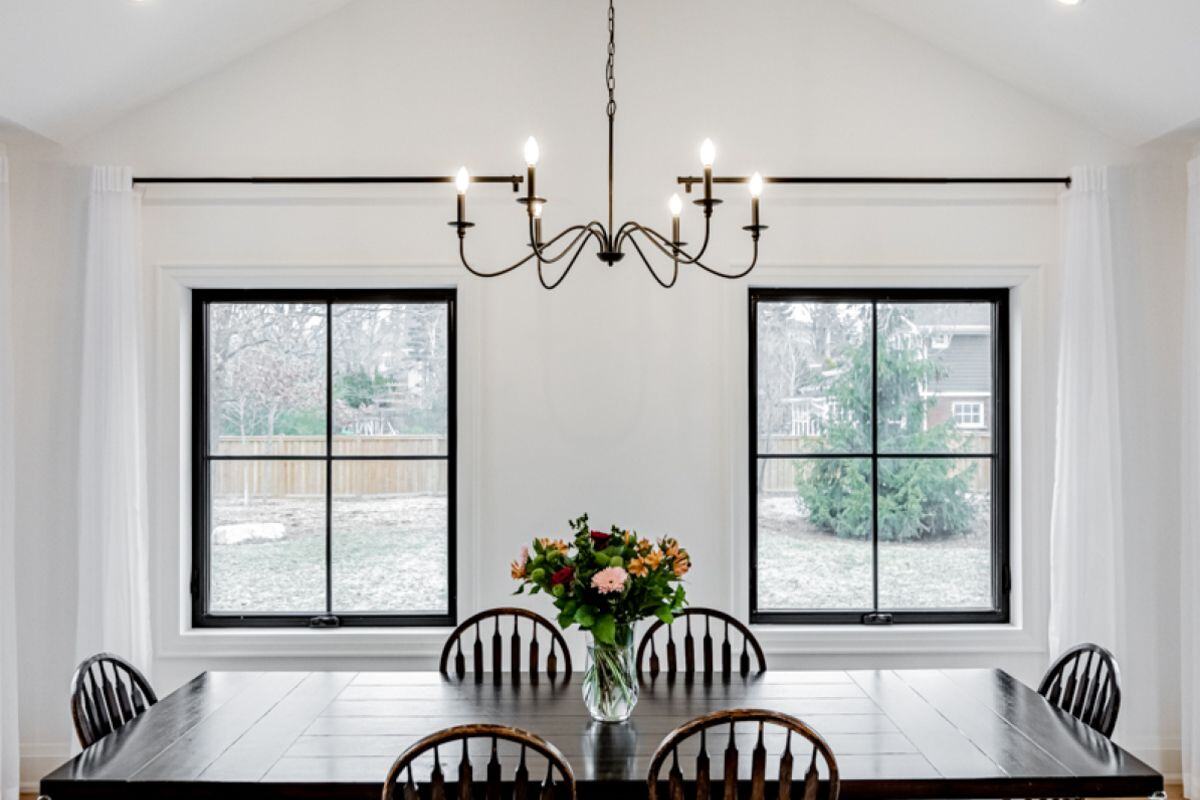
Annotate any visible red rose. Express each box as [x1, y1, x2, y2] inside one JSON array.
[[551, 566, 574, 586], [590, 530, 612, 547]]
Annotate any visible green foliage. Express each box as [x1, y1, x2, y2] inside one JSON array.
[[797, 306, 977, 542], [512, 514, 689, 645]]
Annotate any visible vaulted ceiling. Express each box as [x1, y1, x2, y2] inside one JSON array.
[[0, 0, 353, 144], [1, 0, 1197, 148], [847, 0, 1200, 146]]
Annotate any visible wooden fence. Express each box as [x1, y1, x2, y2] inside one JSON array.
[[213, 435, 447, 498], [759, 436, 992, 493]]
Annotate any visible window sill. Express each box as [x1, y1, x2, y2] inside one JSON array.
[[749, 622, 1042, 656], [159, 625, 456, 660]]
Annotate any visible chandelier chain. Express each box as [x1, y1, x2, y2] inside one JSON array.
[[606, 0, 616, 120]]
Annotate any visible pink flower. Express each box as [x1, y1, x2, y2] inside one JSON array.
[[591, 566, 628, 595]]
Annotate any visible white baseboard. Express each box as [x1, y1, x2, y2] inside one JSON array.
[[20, 741, 70, 794]]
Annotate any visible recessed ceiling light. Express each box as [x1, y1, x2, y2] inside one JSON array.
[[1057, 0, 1084, 6]]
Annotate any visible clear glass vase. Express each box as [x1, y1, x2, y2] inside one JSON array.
[[583, 631, 639, 722]]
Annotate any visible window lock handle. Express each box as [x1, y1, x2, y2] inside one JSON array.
[[309, 615, 341, 628], [861, 612, 894, 625]]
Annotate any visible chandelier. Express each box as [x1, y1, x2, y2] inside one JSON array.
[[450, 0, 765, 289]]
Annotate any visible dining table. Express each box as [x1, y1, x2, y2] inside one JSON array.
[[40, 667, 1164, 800]]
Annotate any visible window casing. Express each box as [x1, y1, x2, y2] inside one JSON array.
[[749, 288, 1009, 625], [192, 289, 456, 628]]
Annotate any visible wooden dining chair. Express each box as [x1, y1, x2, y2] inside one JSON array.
[[439, 607, 572, 686], [70, 652, 158, 748], [1037, 642, 1122, 737], [648, 709, 839, 800], [382, 723, 576, 800], [636, 607, 767, 682]]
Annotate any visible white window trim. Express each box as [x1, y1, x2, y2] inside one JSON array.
[[722, 262, 1048, 655], [152, 262, 480, 658]]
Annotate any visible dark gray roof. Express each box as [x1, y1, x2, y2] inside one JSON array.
[[932, 333, 991, 393]]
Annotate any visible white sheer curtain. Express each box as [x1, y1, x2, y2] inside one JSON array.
[[0, 153, 21, 799], [1182, 156, 1200, 798], [1048, 166, 1125, 662], [75, 167, 152, 674]]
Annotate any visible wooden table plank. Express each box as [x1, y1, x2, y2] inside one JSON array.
[[200, 671, 358, 781], [848, 669, 1004, 779], [40, 671, 266, 782], [132, 672, 310, 780], [39, 668, 1165, 800]]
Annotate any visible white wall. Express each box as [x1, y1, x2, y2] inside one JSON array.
[[2, 0, 1189, 789]]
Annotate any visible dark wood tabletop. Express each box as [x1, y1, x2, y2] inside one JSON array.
[[40, 668, 1163, 800]]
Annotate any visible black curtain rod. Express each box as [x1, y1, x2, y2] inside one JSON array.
[[678, 175, 1071, 192], [132, 175, 525, 191], [130, 174, 1071, 190]]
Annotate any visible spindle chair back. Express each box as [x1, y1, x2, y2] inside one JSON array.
[[439, 607, 572, 686], [1037, 642, 1122, 737], [647, 709, 839, 800], [637, 607, 766, 682], [70, 652, 158, 748], [381, 723, 576, 800]]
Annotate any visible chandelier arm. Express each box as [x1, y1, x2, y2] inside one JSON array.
[[457, 238, 538, 278], [622, 222, 760, 280], [456, 218, 604, 279], [528, 220, 608, 265], [624, 231, 679, 289], [690, 238, 760, 280], [537, 227, 605, 290], [615, 215, 713, 265]]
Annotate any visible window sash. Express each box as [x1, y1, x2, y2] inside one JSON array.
[[191, 289, 457, 628], [748, 288, 1009, 626]]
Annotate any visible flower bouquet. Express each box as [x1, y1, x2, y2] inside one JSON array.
[[512, 513, 689, 722]]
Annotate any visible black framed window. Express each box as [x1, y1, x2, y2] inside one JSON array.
[[192, 289, 456, 627], [750, 288, 1009, 624]]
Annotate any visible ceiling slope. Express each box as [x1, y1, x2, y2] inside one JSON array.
[[848, 0, 1200, 146], [0, 0, 353, 144]]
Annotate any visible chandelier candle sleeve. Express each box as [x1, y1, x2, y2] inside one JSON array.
[[669, 193, 682, 249], [524, 136, 539, 209], [701, 138, 716, 208]]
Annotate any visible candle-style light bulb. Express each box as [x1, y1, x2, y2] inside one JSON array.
[[531, 200, 543, 245], [454, 166, 470, 228], [524, 136, 540, 167], [531, 201, 543, 219], [669, 193, 683, 250], [700, 138, 716, 168], [748, 171, 762, 232], [749, 171, 764, 198], [523, 136, 539, 208]]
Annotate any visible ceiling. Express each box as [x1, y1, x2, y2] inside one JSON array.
[[0, 0, 1197, 148], [847, 0, 1200, 146], [0, 0, 353, 144]]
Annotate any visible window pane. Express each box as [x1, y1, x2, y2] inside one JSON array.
[[756, 458, 873, 611], [332, 303, 449, 456], [331, 460, 449, 614], [208, 460, 326, 613], [877, 302, 993, 454], [877, 457, 993, 609], [208, 303, 327, 456], [757, 301, 872, 455]]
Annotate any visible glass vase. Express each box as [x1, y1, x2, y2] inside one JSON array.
[[583, 631, 639, 722]]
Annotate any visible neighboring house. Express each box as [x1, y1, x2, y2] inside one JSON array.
[[778, 316, 993, 445], [925, 323, 992, 445]]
